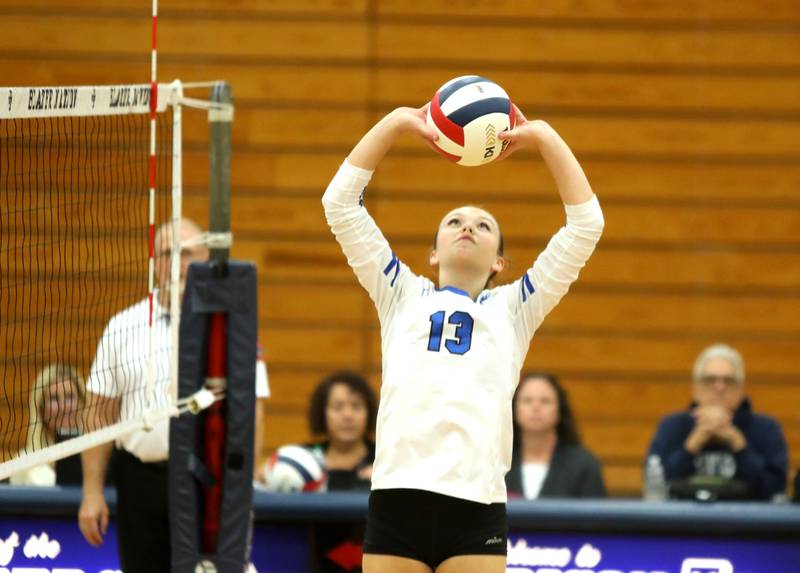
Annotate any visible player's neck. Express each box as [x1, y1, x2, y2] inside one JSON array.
[[437, 269, 489, 300], [521, 430, 557, 463]]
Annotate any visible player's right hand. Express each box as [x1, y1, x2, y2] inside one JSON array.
[[78, 492, 109, 547], [389, 105, 439, 144]]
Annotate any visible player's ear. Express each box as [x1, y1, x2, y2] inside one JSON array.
[[429, 249, 439, 268], [491, 256, 505, 274]]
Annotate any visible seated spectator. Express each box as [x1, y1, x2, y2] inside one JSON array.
[[305, 370, 377, 491], [647, 343, 788, 501], [10, 364, 85, 486], [506, 372, 606, 499]]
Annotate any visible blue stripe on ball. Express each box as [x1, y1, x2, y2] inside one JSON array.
[[447, 97, 511, 127], [277, 455, 316, 483], [438, 76, 492, 105]]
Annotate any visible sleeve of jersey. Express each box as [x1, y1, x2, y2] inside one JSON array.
[[512, 195, 604, 345], [322, 160, 411, 322], [85, 319, 121, 398]]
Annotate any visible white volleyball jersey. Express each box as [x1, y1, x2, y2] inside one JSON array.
[[322, 161, 604, 504]]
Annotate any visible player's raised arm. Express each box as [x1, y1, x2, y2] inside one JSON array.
[[498, 105, 594, 206], [499, 108, 604, 345], [346, 105, 438, 171], [322, 106, 434, 321]]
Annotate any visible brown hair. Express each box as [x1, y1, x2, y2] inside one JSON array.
[[307, 371, 378, 436]]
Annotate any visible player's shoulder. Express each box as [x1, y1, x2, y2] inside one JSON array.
[[475, 280, 520, 308]]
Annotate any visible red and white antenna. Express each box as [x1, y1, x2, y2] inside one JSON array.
[[146, 0, 159, 405]]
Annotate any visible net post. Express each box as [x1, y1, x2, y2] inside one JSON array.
[[201, 80, 233, 556], [208, 81, 232, 265]]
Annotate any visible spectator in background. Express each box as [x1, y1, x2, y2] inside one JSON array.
[[10, 364, 86, 486], [506, 372, 606, 499], [647, 343, 788, 501], [306, 370, 377, 491]]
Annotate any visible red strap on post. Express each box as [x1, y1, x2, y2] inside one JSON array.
[[202, 312, 227, 553]]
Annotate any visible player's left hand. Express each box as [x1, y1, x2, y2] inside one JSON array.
[[495, 104, 540, 161]]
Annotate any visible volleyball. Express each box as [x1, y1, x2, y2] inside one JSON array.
[[426, 75, 514, 167], [261, 445, 326, 493]]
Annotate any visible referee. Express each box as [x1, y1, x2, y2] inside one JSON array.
[[77, 219, 269, 572]]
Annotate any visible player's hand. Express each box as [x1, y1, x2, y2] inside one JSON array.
[[388, 105, 439, 145], [78, 491, 109, 547], [496, 104, 543, 160]]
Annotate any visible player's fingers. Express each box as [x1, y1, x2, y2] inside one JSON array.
[[511, 102, 528, 124], [495, 140, 520, 161], [415, 122, 438, 142], [497, 127, 518, 141], [424, 140, 440, 154]]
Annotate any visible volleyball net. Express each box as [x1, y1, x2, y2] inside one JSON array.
[[0, 81, 231, 482]]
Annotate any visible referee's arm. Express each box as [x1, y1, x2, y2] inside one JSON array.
[[78, 392, 120, 547]]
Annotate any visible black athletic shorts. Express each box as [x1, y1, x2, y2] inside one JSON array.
[[363, 488, 507, 569]]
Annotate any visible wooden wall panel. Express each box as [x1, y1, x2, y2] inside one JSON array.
[[375, 0, 800, 23], [0, 16, 369, 60], [375, 24, 800, 68], [374, 68, 800, 113], [1, 0, 798, 495], [15, 0, 369, 16]]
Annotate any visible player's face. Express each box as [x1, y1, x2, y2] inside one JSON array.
[[430, 206, 504, 279], [693, 357, 744, 413], [325, 383, 368, 445], [154, 224, 209, 304], [514, 377, 559, 434], [42, 378, 81, 435]]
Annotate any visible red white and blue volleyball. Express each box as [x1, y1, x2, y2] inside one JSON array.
[[261, 445, 326, 493], [427, 75, 515, 167]]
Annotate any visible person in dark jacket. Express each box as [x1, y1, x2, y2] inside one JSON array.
[[506, 372, 605, 499], [647, 343, 788, 501]]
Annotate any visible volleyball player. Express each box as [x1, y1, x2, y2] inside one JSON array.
[[322, 103, 604, 573]]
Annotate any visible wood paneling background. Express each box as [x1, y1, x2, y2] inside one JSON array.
[[1, 0, 798, 495]]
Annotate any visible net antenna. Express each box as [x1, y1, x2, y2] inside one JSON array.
[[0, 81, 231, 481]]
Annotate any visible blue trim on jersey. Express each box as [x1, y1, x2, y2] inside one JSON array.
[[383, 252, 401, 288], [447, 97, 511, 127], [520, 273, 535, 303], [436, 285, 471, 298], [438, 75, 491, 105]]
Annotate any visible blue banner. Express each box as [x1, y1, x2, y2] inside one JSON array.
[[1, 517, 797, 573]]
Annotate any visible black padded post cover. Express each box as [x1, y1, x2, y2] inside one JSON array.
[[170, 260, 258, 573]]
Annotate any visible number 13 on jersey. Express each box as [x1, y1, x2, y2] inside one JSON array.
[[427, 310, 474, 355]]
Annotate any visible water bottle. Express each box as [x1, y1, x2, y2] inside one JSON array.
[[643, 454, 668, 501]]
